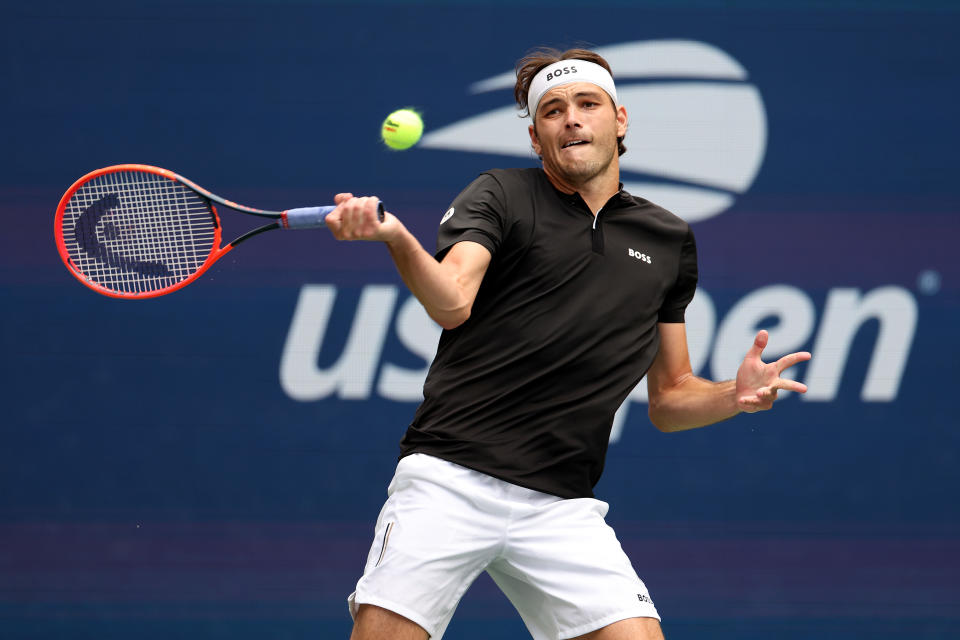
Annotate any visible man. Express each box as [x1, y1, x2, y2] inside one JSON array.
[[325, 48, 811, 640]]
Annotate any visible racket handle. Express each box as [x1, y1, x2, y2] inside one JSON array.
[[282, 201, 385, 229]]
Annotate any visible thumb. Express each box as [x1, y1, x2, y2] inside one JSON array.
[[334, 192, 353, 205], [748, 329, 769, 360]]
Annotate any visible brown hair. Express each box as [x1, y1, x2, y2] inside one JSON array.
[[514, 47, 626, 156]]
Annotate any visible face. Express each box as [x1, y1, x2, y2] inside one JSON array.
[[529, 82, 628, 188]]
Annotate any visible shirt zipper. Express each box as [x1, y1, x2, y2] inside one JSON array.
[[592, 208, 605, 255]]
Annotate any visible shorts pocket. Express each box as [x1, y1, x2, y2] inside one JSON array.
[[375, 521, 394, 567]]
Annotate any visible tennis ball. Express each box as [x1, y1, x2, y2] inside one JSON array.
[[381, 109, 424, 150]]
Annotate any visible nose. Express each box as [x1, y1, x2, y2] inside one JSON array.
[[563, 108, 582, 129]]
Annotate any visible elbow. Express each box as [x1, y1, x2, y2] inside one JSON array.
[[647, 407, 671, 433], [647, 372, 697, 433], [647, 397, 678, 433], [432, 307, 471, 331]]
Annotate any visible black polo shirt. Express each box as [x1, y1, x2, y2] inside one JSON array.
[[398, 168, 698, 498]]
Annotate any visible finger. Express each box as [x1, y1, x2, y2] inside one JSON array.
[[747, 329, 769, 360], [738, 398, 760, 413], [775, 351, 812, 373], [774, 379, 808, 394], [342, 198, 367, 239], [757, 386, 777, 400], [743, 392, 777, 411], [339, 197, 382, 240], [334, 192, 353, 205], [352, 197, 377, 233], [324, 207, 342, 235], [362, 196, 381, 220]]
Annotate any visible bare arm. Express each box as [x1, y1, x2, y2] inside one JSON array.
[[647, 323, 811, 432], [324, 194, 491, 329]]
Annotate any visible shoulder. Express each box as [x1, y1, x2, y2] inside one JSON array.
[[456, 169, 537, 201], [459, 169, 546, 218], [452, 172, 508, 209], [618, 190, 693, 239], [479, 168, 544, 193]]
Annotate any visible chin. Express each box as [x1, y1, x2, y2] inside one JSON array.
[[558, 159, 605, 182]]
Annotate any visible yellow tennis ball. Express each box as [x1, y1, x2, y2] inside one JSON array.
[[381, 109, 424, 150]]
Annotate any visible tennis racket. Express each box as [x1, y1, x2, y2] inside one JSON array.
[[54, 164, 383, 299]]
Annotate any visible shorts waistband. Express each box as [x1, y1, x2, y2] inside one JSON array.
[[394, 453, 565, 509]]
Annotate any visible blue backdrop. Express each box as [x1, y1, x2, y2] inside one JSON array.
[[2, 1, 958, 638]]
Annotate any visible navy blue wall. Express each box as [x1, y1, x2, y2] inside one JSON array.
[[2, 1, 958, 638]]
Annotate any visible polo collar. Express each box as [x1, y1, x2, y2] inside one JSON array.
[[540, 170, 629, 212]]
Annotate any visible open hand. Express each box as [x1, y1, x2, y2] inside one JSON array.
[[736, 330, 811, 413]]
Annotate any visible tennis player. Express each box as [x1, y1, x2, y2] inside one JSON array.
[[325, 48, 811, 640]]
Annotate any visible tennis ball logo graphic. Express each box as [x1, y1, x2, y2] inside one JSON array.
[[420, 40, 766, 223], [382, 109, 424, 150]]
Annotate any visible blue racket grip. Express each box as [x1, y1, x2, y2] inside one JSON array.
[[282, 201, 385, 229]]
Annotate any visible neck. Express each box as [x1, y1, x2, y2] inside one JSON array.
[[543, 159, 620, 215]]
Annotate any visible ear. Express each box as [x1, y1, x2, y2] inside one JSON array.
[[615, 104, 628, 138], [528, 123, 542, 156]]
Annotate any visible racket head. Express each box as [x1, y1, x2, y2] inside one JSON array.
[[54, 164, 224, 299]]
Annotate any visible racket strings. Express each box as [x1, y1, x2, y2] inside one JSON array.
[[59, 171, 216, 294]]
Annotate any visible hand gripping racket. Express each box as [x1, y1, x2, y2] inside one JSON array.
[[54, 164, 383, 299]]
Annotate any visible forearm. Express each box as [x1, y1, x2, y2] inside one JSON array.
[[648, 375, 740, 432], [385, 222, 474, 329]]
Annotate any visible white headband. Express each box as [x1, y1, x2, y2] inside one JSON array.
[[526, 59, 618, 120]]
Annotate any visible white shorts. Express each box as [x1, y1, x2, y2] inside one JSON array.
[[348, 454, 660, 639]]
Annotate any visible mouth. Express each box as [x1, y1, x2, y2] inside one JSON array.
[[561, 139, 590, 150]]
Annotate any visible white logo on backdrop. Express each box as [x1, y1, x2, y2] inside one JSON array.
[[420, 40, 767, 223], [280, 284, 918, 442]]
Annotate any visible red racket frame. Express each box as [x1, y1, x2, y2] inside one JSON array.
[[55, 164, 283, 299]]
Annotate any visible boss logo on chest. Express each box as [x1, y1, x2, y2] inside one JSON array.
[[627, 248, 652, 264]]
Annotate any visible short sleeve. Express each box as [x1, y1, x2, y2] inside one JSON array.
[[435, 173, 506, 261], [658, 226, 698, 323]]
